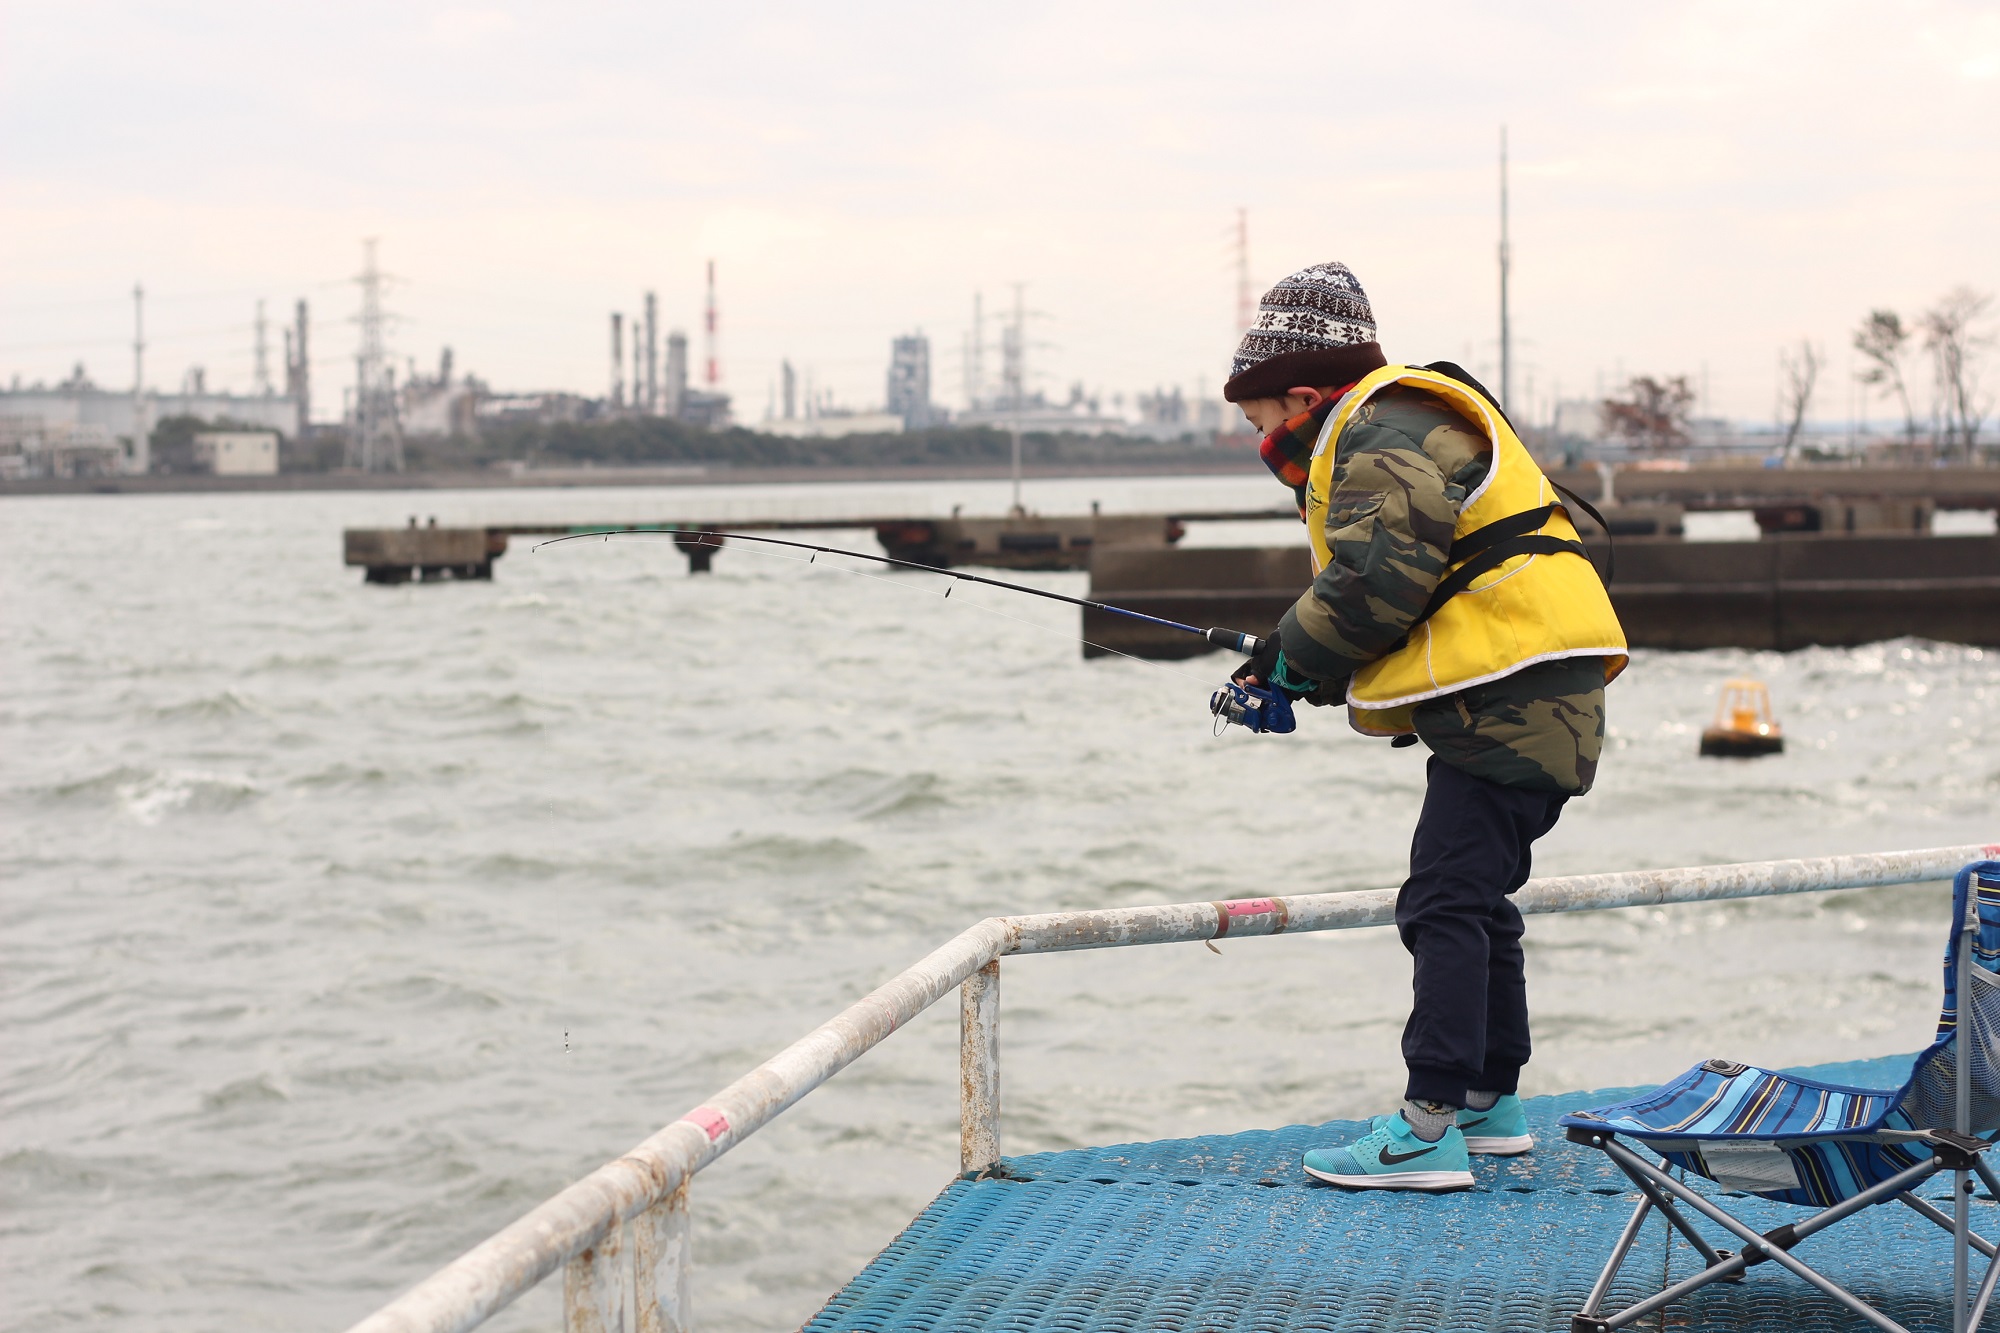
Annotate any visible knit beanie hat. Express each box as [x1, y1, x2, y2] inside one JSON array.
[[1222, 261, 1386, 402]]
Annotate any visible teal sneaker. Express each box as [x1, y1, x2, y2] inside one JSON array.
[[1301, 1113, 1474, 1192], [1456, 1095, 1534, 1155]]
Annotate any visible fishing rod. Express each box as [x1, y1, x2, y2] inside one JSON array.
[[533, 527, 1297, 734]]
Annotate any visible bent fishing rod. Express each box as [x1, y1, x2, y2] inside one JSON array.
[[534, 527, 1298, 735], [534, 527, 1270, 654]]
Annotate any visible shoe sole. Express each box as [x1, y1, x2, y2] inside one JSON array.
[[1301, 1163, 1475, 1192], [1462, 1133, 1535, 1156]]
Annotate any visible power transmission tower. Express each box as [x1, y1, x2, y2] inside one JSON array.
[[350, 238, 403, 472], [1005, 283, 1028, 514], [254, 300, 272, 394], [965, 291, 984, 410]]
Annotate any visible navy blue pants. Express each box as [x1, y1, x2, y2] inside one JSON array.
[[1399, 756, 1568, 1107]]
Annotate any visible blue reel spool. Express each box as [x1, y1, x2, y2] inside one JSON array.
[[1209, 681, 1297, 735]]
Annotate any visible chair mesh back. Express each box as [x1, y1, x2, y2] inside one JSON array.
[[1900, 863, 2000, 1134]]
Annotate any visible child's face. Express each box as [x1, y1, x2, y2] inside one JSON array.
[[1238, 391, 1320, 435]]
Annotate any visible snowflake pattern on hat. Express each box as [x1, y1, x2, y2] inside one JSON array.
[[1230, 262, 1377, 381]]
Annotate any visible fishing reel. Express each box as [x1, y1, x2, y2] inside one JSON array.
[[1209, 680, 1297, 735]]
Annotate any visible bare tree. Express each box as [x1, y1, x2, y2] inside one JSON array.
[[1920, 286, 1994, 460], [1778, 340, 1820, 461], [1600, 375, 1695, 450], [1853, 309, 1917, 447]]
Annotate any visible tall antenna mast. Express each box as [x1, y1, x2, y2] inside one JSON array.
[[351, 238, 403, 472], [131, 283, 146, 473], [704, 261, 719, 387], [1235, 207, 1253, 338], [1498, 126, 1512, 414], [1006, 283, 1026, 515]]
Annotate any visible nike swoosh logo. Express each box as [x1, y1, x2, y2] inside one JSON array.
[[1377, 1144, 1438, 1166], [1459, 1115, 1490, 1130]]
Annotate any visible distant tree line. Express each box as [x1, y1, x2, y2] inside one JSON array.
[[255, 416, 1228, 474], [1596, 285, 1992, 460]]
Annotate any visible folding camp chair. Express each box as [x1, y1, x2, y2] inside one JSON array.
[[1563, 859, 2000, 1333]]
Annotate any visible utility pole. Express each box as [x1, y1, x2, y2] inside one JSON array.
[[1005, 283, 1026, 515], [704, 261, 720, 388], [1235, 207, 1253, 338], [610, 312, 624, 409], [351, 238, 402, 472], [1498, 126, 1513, 414], [643, 292, 658, 414], [130, 283, 147, 473], [254, 300, 272, 394]]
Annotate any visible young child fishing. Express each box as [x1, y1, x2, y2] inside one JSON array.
[[1226, 261, 1627, 1191]]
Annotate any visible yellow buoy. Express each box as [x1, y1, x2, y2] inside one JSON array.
[[1699, 678, 1785, 757]]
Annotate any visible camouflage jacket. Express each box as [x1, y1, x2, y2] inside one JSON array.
[[1273, 385, 1607, 794]]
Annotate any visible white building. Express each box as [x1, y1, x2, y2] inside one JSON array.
[[193, 430, 279, 475], [763, 411, 905, 439], [0, 416, 122, 479], [0, 383, 303, 473]]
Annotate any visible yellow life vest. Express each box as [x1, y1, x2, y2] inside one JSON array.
[[1303, 364, 1628, 736]]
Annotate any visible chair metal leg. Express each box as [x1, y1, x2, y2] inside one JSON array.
[[1596, 1136, 1934, 1333], [1584, 1248, 1754, 1330], [1968, 1234, 2000, 1332], [1899, 1191, 2000, 1258], [1595, 1143, 1730, 1268], [1578, 1197, 1653, 1319], [1972, 1155, 2000, 1203], [1957, 912, 1976, 1333]]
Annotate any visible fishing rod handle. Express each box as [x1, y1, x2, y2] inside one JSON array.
[[1204, 627, 1266, 654]]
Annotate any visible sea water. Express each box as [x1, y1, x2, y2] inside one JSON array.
[[2, 477, 1995, 1331]]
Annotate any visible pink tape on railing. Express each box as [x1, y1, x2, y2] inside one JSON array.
[[680, 1106, 730, 1141], [1211, 897, 1289, 937]]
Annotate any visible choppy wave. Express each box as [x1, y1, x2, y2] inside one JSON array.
[[2, 480, 1996, 1333]]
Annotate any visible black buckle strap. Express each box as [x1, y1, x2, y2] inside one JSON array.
[[1446, 502, 1559, 564], [1414, 534, 1589, 624]]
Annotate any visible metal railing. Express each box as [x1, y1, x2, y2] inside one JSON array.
[[344, 843, 1998, 1333]]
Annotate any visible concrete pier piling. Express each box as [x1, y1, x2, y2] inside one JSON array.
[[343, 518, 503, 583]]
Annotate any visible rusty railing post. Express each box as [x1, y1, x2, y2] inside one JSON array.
[[562, 1219, 627, 1333], [633, 1181, 690, 1333], [960, 959, 1000, 1174]]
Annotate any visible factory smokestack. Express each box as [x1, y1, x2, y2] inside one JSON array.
[[610, 312, 624, 409], [644, 292, 659, 415]]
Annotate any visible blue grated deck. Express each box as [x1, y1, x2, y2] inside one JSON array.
[[805, 1055, 1993, 1332]]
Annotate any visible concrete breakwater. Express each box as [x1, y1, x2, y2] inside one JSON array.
[[1084, 534, 2000, 657]]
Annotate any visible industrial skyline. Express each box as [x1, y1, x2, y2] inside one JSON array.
[[3, 4, 1993, 429]]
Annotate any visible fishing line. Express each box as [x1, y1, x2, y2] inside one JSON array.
[[533, 528, 1269, 656], [536, 528, 1223, 688]]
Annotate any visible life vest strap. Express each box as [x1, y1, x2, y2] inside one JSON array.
[[1380, 532, 1591, 655], [1448, 502, 1560, 564], [1420, 533, 1589, 622]]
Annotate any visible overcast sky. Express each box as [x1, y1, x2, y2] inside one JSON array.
[[3, 1, 1995, 424]]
